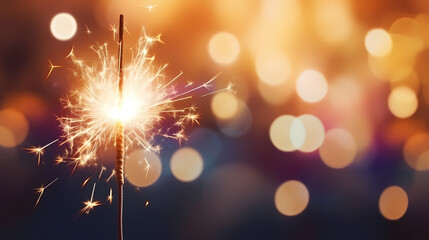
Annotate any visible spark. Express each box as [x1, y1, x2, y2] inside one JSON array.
[[143, 2, 158, 12], [185, 80, 194, 88], [66, 45, 75, 59], [24, 139, 59, 165], [98, 166, 106, 179], [145, 201, 149, 207], [46, 60, 62, 79], [34, 177, 59, 208], [110, 24, 118, 41], [85, 24, 92, 34], [79, 183, 101, 215], [55, 155, 64, 165], [106, 169, 115, 182], [107, 188, 113, 204], [81, 177, 91, 188], [201, 82, 236, 97], [58, 30, 221, 169]]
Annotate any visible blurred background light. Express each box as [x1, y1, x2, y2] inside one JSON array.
[[295, 114, 325, 152], [364, 29, 392, 57], [290, 118, 306, 149], [313, 0, 354, 44], [216, 100, 252, 137], [0, 127, 16, 148], [269, 115, 297, 152], [0, 109, 29, 148], [255, 50, 291, 86], [328, 76, 363, 113], [125, 150, 162, 187], [319, 128, 357, 169], [170, 147, 203, 182], [208, 32, 240, 65], [50, 13, 77, 41], [388, 86, 418, 119], [379, 186, 408, 221], [403, 133, 429, 171], [211, 92, 239, 120], [274, 180, 309, 216], [296, 70, 328, 103]]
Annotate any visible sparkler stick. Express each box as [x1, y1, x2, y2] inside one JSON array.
[[116, 14, 125, 240]]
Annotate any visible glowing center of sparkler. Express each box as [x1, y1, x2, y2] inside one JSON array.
[[109, 97, 142, 122]]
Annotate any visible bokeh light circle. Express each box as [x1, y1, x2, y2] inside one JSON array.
[[365, 29, 392, 57], [296, 70, 328, 103], [379, 186, 408, 220], [403, 133, 429, 171], [275, 180, 309, 216], [50, 13, 78, 41], [296, 114, 325, 152], [319, 128, 357, 169], [290, 118, 306, 149], [170, 147, 203, 182], [388, 86, 418, 119], [0, 109, 29, 148], [269, 115, 297, 152], [211, 92, 239, 120], [208, 32, 240, 64], [125, 150, 162, 187], [0, 127, 16, 148], [256, 51, 291, 86], [217, 100, 252, 137]]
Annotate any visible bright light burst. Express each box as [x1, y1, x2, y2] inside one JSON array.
[[25, 139, 59, 166], [57, 29, 224, 171], [79, 183, 101, 215]]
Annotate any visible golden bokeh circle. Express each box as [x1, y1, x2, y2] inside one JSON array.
[[275, 180, 310, 216], [365, 29, 392, 57], [403, 133, 429, 171], [0, 109, 29, 148], [388, 86, 418, 119], [170, 147, 204, 182], [208, 32, 240, 64], [319, 128, 357, 169], [296, 70, 328, 103], [255, 50, 291, 86], [296, 114, 325, 152], [211, 92, 239, 120], [125, 150, 162, 187], [269, 115, 297, 152], [379, 186, 408, 221]]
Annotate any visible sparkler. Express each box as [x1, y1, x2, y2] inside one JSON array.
[[52, 13, 230, 239], [116, 14, 125, 240]]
